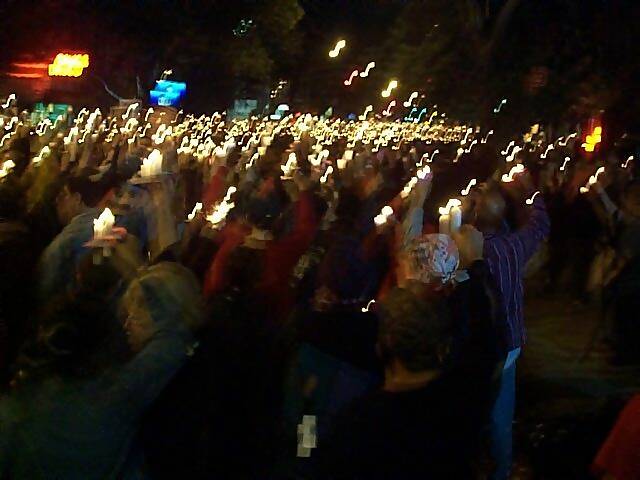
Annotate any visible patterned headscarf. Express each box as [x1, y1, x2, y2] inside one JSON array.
[[403, 234, 460, 285]]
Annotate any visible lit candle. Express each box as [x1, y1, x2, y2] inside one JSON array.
[[438, 199, 462, 235], [281, 152, 297, 177], [93, 208, 115, 238], [140, 149, 163, 177], [374, 205, 394, 227], [0, 159, 15, 179], [187, 202, 203, 222], [461, 179, 477, 196], [526, 191, 541, 205], [580, 167, 605, 194], [501, 164, 525, 183]]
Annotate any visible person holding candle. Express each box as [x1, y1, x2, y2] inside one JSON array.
[[0, 261, 203, 480], [315, 224, 504, 478], [470, 173, 550, 480], [37, 175, 118, 302]]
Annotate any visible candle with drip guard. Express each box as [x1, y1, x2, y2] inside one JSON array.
[[93, 208, 115, 238], [140, 149, 163, 177]]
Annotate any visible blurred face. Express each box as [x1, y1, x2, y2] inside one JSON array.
[[472, 185, 505, 232], [122, 283, 155, 352], [55, 187, 81, 225]]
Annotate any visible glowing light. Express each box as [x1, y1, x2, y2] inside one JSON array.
[[526, 191, 541, 205], [583, 126, 602, 153], [461, 179, 477, 196], [481, 130, 494, 144], [140, 149, 163, 177], [0, 133, 12, 147], [281, 152, 297, 177], [360, 62, 375, 77], [320, 165, 333, 184], [465, 139, 478, 153], [426, 149, 439, 163], [4, 117, 18, 131], [501, 164, 525, 183], [122, 103, 139, 120], [0, 160, 16, 179], [2, 94, 16, 109], [580, 167, 605, 194], [383, 100, 397, 116], [438, 198, 462, 216], [361, 299, 376, 313], [501, 141, 515, 156], [560, 157, 571, 171], [493, 98, 507, 113], [206, 187, 236, 227], [93, 208, 115, 238], [344, 70, 359, 86], [403, 91, 418, 107], [381, 80, 398, 98], [329, 39, 346, 58], [506, 146, 523, 163], [48, 53, 89, 77], [32, 146, 51, 165], [359, 105, 373, 120], [540, 144, 554, 159], [558, 133, 577, 146], [622, 156, 634, 169]]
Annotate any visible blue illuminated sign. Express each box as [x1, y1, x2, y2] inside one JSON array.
[[149, 80, 187, 106]]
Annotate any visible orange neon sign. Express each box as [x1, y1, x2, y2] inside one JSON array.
[[48, 53, 89, 77]]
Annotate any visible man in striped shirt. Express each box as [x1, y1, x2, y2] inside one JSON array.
[[473, 176, 550, 480]]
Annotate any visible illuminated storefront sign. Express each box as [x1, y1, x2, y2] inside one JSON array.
[[149, 80, 187, 106], [48, 53, 90, 77]]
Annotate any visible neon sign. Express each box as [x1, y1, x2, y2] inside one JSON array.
[[48, 53, 89, 77], [149, 80, 187, 107]]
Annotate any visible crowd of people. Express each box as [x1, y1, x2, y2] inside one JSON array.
[[0, 97, 638, 479]]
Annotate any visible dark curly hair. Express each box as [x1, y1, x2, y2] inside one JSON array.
[[377, 288, 453, 372]]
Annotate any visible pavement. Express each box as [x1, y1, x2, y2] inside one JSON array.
[[512, 286, 640, 479]]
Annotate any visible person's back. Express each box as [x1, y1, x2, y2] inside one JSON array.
[[316, 287, 489, 479], [0, 375, 147, 480], [321, 374, 481, 479], [0, 262, 202, 479]]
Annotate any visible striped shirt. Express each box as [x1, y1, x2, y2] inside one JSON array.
[[483, 197, 550, 350]]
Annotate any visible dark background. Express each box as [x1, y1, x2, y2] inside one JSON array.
[[0, 0, 638, 133]]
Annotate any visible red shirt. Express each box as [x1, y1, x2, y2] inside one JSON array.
[[593, 395, 640, 480]]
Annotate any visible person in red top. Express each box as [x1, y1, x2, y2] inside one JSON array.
[[203, 171, 319, 320], [593, 394, 640, 480]]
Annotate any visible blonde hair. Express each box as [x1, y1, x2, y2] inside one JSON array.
[[127, 262, 205, 332]]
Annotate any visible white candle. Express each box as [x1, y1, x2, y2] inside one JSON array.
[[93, 208, 115, 238], [438, 199, 462, 235], [344, 149, 354, 161], [140, 149, 163, 177], [439, 214, 450, 235], [449, 204, 462, 234]]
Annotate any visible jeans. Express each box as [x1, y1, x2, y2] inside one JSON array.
[[490, 348, 519, 480]]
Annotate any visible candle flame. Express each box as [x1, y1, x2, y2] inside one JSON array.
[[461, 179, 477, 196]]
